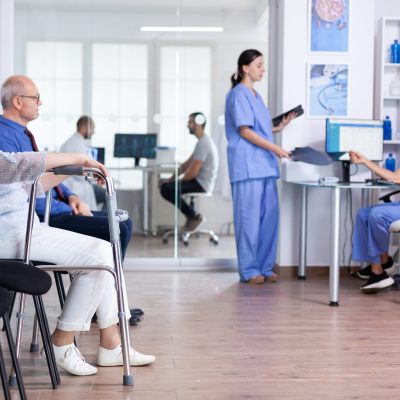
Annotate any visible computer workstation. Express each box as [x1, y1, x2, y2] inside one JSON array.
[[289, 118, 398, 305], [113, 133, 157, 167], [111, 133, 176, 234], [325, 118, 384, 183]]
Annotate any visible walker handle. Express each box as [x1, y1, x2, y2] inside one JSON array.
[[52, 165, 84, 176]]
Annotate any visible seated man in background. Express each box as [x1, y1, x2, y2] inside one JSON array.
[[159, 112, 219, 232], [0, 75, 142, 324], [60, 115, 106, 211], [350, 150, 398, 293]]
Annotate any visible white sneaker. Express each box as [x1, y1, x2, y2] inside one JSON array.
[[49, 343, 98, 376], [97, 345, 155, 367]]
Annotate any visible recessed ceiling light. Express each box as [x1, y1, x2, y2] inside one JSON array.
[[140, 26, 223, 32]]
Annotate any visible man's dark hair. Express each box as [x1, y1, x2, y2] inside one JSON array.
[[77, 115, 94, 131], [189, 112, 206, 128]]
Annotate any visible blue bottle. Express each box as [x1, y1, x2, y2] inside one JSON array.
[[385, 153, 396, 172], [391, 40, 400, 63], [383, 116, 392, 140]]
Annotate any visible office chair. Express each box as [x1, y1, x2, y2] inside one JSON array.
[[0, 260, 58, 390], [162, 192, 219, 246]]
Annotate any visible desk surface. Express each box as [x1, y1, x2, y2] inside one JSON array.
[[286, 180, 400, 190]]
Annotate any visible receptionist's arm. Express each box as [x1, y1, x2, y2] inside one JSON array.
[[239, 126, 291, 159], [271, 112, 297, 133], [350, 150, 400, 183]]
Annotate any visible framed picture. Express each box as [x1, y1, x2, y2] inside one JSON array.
[[309, 0, 350, 53], [307, 64, 348, 117]]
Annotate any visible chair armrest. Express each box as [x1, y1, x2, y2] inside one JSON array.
[[379, 190, 400, 203]]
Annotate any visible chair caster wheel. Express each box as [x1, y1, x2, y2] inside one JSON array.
[[183, 241, 189, 246], [162, 238, 168, 244], [210, 236, 219, 245]]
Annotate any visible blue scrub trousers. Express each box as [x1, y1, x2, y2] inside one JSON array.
[[352, 201, 400, 264], [231, 177, 279, 281]]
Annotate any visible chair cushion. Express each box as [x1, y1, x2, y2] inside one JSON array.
[[0, 261, 52, 295], [0, 287, 11, 317], [389, 219, 400, 233]]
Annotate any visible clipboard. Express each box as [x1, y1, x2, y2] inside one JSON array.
[[272, 105, 304, 127]]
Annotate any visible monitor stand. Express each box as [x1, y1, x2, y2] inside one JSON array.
[[133, 157, 141, 167], [341, 161, 350, 183]]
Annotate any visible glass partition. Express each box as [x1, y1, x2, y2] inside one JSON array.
[[13, 0, 269, 261]]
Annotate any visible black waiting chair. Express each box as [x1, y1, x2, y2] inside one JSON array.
[[0, 286, 26, 400], [0, 260, 58, 394]]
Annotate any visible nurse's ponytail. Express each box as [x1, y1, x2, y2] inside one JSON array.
[[231, 49, 263, 88]]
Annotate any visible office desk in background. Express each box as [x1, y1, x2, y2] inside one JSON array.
[[108, 164, 177, 234], [287, 181, 399, 306]]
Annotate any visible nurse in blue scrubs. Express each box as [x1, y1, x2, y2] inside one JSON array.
[[224, 49, 294, 284]]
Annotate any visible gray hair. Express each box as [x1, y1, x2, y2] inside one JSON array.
[[0, 76, 27, 110]]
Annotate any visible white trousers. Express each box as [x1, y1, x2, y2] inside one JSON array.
[[0, 223, 130, 331]]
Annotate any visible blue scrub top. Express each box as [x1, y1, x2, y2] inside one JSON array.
[[224, 83, 279, 183]]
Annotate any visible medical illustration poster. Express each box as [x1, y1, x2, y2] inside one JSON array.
[[310, 0, 349, 52], [307, 64, 348, 117]]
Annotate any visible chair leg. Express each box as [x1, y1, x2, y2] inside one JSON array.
[[33, 296, 59, 388], [36, 296, 60, 385], [3, 314, 27, 400], [8, 292, 26, 387], [53, 272, 66, 309], [2, 291, 16, 332], [0, 340, 11, 400]]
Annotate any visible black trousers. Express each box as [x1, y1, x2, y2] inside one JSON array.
[[160, 179, 205, 219], [43, 211, 133, 260]]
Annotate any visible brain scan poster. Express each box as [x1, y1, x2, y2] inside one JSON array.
[[310, 0, 349, 52]]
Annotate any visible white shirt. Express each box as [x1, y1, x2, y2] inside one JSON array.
[[59, 133, 97, 210]]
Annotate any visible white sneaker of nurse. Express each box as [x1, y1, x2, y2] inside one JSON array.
[[49, 343, 97, 376], [97, 345, 155, 367]]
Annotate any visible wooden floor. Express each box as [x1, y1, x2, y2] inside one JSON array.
[[4, 268, 400, 400]]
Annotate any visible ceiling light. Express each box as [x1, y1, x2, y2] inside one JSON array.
[[140, 26, 223, 32]]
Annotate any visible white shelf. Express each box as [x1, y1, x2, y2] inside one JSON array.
[[376, 16, 400, 152], [384, 140, 400, 144]]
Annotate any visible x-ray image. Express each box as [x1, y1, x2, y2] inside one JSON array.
[[307, 64, 348, 117]]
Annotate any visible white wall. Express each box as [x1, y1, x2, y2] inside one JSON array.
[[272, 0, 375, 266], [0, 0, 14, 103]]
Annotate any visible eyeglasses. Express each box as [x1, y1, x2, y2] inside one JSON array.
[[18, 94, 40, 104]]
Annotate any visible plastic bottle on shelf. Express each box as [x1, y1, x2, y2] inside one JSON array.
[[391, 39, 400, 63], [383, 116, 392, 140], [385, 153, 396, 172]]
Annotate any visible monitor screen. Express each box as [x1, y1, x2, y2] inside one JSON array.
[[325, 118, 384, 162], [113, 133, 157, 160], [91, 147, 105, 164]]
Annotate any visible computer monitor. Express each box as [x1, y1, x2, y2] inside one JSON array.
[[91, 147, 105, 165], [113, 133, 157, 166], [325, 118, 384, 182]]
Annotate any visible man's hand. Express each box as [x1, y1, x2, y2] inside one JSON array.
[[68, 195, 93, 216]]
